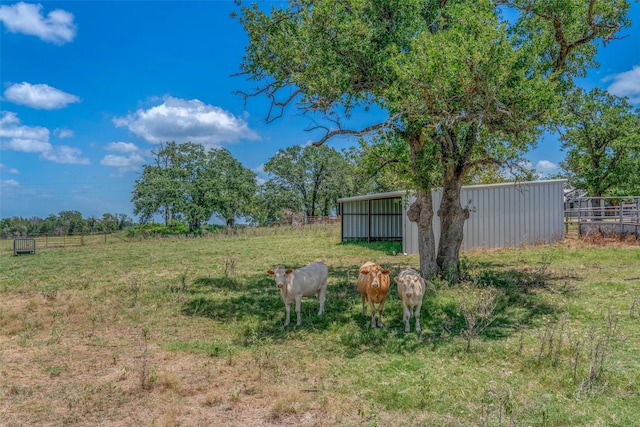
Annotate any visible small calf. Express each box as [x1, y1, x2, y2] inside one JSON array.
[[357, 261, 391, 328], [394, 268, 427, 333], [267, 262, 328, 326]]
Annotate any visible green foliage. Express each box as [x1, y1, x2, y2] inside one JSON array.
[[237, 0, 632, 278], [123, 220, 191, 238], [131, 141, 257, 231], [263, 144, 347, 217], [0, 212, 134, 237], [560, 88, 640, 197]]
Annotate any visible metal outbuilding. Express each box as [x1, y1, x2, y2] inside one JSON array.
[[338, 179, 566, 254]]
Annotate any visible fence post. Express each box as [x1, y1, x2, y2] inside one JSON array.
[[620, 202, 624, 224]]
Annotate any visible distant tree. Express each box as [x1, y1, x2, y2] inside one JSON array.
[[57, 211, 89, 234], [560, 88, 640, 200], [0, 217, 31, 237], [115, 213, 135, 230], [132, 141, 256, 231], [252, 181, 301, 226], [100, 213, 119, 232], [207, 148, 257, 227], [38, 214, 58, 234], [132, 141, 189, 225], [86, 216, 99, 233], [264, 144, 347, 218]]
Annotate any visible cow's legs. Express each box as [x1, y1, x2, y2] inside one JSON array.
[[403, 304, 411, 332], [284, 302, 291, 326], [361, 294, 367, 316], [317, 284, 326, 316], [368, 300, 377, 328], [377, 301, 386, 327], [295, 296, 303, 326], [414, 302, 422, 332]]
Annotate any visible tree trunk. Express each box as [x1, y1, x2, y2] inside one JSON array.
[[437, 174, 468, 282], [407, 189, 439, 279], [405, 126, 439, 279]]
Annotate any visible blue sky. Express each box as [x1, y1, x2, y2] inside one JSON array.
[[1, 1, 639, 221]]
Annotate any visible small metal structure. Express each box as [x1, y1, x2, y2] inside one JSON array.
[[338, 180, 567, 254], [13, 238, 36, 255], [339, 192, 404, 243]]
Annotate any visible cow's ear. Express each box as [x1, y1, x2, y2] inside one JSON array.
[[393, 276, 400, 284], [360, 268, 369, 275], [285, 269, 293, 275], [267, 270, 275, 276], [382, 269, 391, 275]]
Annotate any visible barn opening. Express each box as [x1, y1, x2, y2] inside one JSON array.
[[339, 192, 404, 243]]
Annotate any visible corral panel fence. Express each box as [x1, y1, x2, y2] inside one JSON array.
[[564, 196, 640, 238], [1, 232, 126, 253]]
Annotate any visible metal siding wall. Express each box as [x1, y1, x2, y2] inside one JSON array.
[[343, 180, 565, 254], [458, 181, 565, 250]]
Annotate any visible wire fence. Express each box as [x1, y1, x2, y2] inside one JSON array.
[[1, 219, 344, 254], [1, 232, 127, 253]]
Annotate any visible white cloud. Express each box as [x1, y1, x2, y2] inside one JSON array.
[[0, 111, 89, 164], [0, 2, 76, 44], [535, 160, 558, 172], [253, 164, 267, 185], [100, 153, 146, 172], [1, 179, 20, 188], [0, 163, 19, 174], [105, 141, 139, 153], [40, 145, 89, 164], [4, 82, 80, 110], [604, 65, 640, 104], [0, 111, 51, 152], [54, 128, 74, 139], [113, 96, 259, 149]]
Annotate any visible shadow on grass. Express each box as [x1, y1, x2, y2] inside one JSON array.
[[180, 263, 570, 356]]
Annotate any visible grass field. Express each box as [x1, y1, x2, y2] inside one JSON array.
[[1, 224, 639, 426]]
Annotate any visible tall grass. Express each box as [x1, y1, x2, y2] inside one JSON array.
[[1, 224, 639, 426]]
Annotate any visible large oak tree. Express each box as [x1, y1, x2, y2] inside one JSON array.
[[237, 0, 631, 280]]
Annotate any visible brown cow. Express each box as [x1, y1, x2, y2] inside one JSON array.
[[357, 261, 391, 328]]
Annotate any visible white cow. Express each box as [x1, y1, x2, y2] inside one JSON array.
[[394, 268, 427, 332], [267, 262, 328, 326]]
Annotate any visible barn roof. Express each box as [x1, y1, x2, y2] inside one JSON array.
[[337, 179, 567, 203]]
